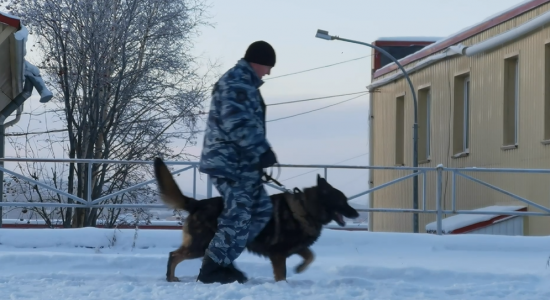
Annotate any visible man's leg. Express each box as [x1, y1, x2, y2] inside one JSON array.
[[247, 184, 273, 244], [198, 176, 252, 284], [205, 176, 252, 266]]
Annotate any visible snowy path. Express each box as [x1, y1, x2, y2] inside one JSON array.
[[1, 228, 550, 299]]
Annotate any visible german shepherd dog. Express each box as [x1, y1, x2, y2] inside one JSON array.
[[153, 157, 360, 282]]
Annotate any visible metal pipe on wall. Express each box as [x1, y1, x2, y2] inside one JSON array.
[[0, 62, 54, 228], [450, 9, 550, 57]]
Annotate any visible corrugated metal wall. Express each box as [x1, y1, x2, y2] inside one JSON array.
[[371, 3, 550, 235], [466, 217, 524, 236], [0, 23, 17, 110]]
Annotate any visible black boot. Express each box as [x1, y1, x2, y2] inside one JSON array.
[[197, 255, 244, 284], [227, 262, 248, 283]]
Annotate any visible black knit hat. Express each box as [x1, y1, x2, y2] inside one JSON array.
[[244, 41, 276, 67]]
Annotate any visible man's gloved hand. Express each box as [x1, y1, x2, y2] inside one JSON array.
[[260, 148, 278, 169]]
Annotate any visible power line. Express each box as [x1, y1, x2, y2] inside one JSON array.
[[9, 93, 366, 136], [280, 153, 368, 182], [198, 55, 372, 112], [5, 129, 68, 137], [186, 93, 367, 133], [200, 91, 370, 113], [12, 92, 366, 136], [264, 55, 371, 81], [267, 91, 368, 107], [266, 93, 367, 123]]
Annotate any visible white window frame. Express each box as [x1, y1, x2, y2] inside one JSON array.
[[426, 89, 431, 159], [514, 59, 519, 145], [463, 77, 470, 152]]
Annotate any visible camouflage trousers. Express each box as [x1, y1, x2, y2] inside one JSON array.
[[205, 173, 273, 266]]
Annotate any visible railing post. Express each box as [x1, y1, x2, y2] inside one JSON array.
[[0, 124, 4, 228], [436, 164, 444, 235], [87, 161, 92, 207], [324, 167, 327, 179], [452, 170, 456, 212], [193, 166, 197, 199], [206, 175, 212, 198], [422, 171, 427, 211]]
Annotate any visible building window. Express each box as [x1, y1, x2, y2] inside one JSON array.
[[503, 55, 519, 148], [395, 95, 405, 165], [544, 45, 550, 141], [418, 87, 431, 162], [453, 74, 470, 157]]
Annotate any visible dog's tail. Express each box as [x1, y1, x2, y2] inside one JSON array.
[[153, 157, 198, 212]]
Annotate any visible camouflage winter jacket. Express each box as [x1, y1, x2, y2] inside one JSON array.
[[198, 58, 270, 181]]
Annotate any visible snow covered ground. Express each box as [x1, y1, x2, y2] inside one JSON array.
[[1, 228, 550, 299]]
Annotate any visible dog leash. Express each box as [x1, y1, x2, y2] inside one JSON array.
[[261, 167, 302, 194], [261, 167, 303, 195], [261, 168, 304, 245], [261, 166, 285, 189]]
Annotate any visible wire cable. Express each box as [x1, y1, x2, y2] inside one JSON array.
[[200, 91, 370, 114], [264, 55, 371, 81], [183, 93, 366, 133], [266, 93, 368, 123], [266, 91, 368, 107], [11, 93, 367, 136], [280, 153, 368, 182]]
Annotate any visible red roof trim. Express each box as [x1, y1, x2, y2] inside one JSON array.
[[372, 41, 436, 47], [0, 13, 21, 29], [373, 0, 550, 79], [450, 207, 527, 234]]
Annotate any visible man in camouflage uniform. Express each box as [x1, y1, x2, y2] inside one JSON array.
[[197, 41, 278, 284]]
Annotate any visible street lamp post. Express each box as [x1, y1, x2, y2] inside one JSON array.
[[315, 29, 420, 233]]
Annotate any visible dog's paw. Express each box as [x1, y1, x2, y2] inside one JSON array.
[[294, 263, 308, 274], [166, 276, 180, 282]]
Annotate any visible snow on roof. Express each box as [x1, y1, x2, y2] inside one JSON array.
[[0, 11, 21, 28], [375, 36, 444, 42], [374, 0, 543, 77], [481, 0, 537, 22], [372, 30, 470, 75], [425, 205, 526, 234], [13, 23, 28, 43], [0, 11, 21, 21], [417, 0, 536, 53]]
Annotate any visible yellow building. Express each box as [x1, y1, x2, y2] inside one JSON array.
[[0, 12, 26, 110], [368, 0, 550, 235]]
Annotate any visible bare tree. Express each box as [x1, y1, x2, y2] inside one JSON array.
[[4, 0, 214, 227]]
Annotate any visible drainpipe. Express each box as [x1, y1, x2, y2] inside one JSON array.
[[369, 10, 550, 90], [0, 61, 53, 228], [450, 9, 550, 57]]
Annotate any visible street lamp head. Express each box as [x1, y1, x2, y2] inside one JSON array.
[[315, 29, 333, 40]]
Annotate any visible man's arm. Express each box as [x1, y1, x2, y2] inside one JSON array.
[[218, 85, 271, 157]]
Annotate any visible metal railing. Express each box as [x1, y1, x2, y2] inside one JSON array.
[[0, 157, 371, 208], [0, 158, 549, 235]]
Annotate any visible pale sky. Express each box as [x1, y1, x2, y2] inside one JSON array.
[[4, 0, 526, 205]]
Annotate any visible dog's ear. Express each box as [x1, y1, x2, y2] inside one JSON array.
[[317, 174, 329, 194]]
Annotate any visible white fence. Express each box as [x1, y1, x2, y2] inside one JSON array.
[[0, 158, 549, 234]]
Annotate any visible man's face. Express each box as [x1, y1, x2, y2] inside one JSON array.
[[250, 63, 273, 79]]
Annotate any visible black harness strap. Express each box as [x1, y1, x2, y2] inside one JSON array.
[[261, 170, 303, 245]]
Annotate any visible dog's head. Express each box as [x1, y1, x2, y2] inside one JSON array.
[[314, 174, 360, 226]]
